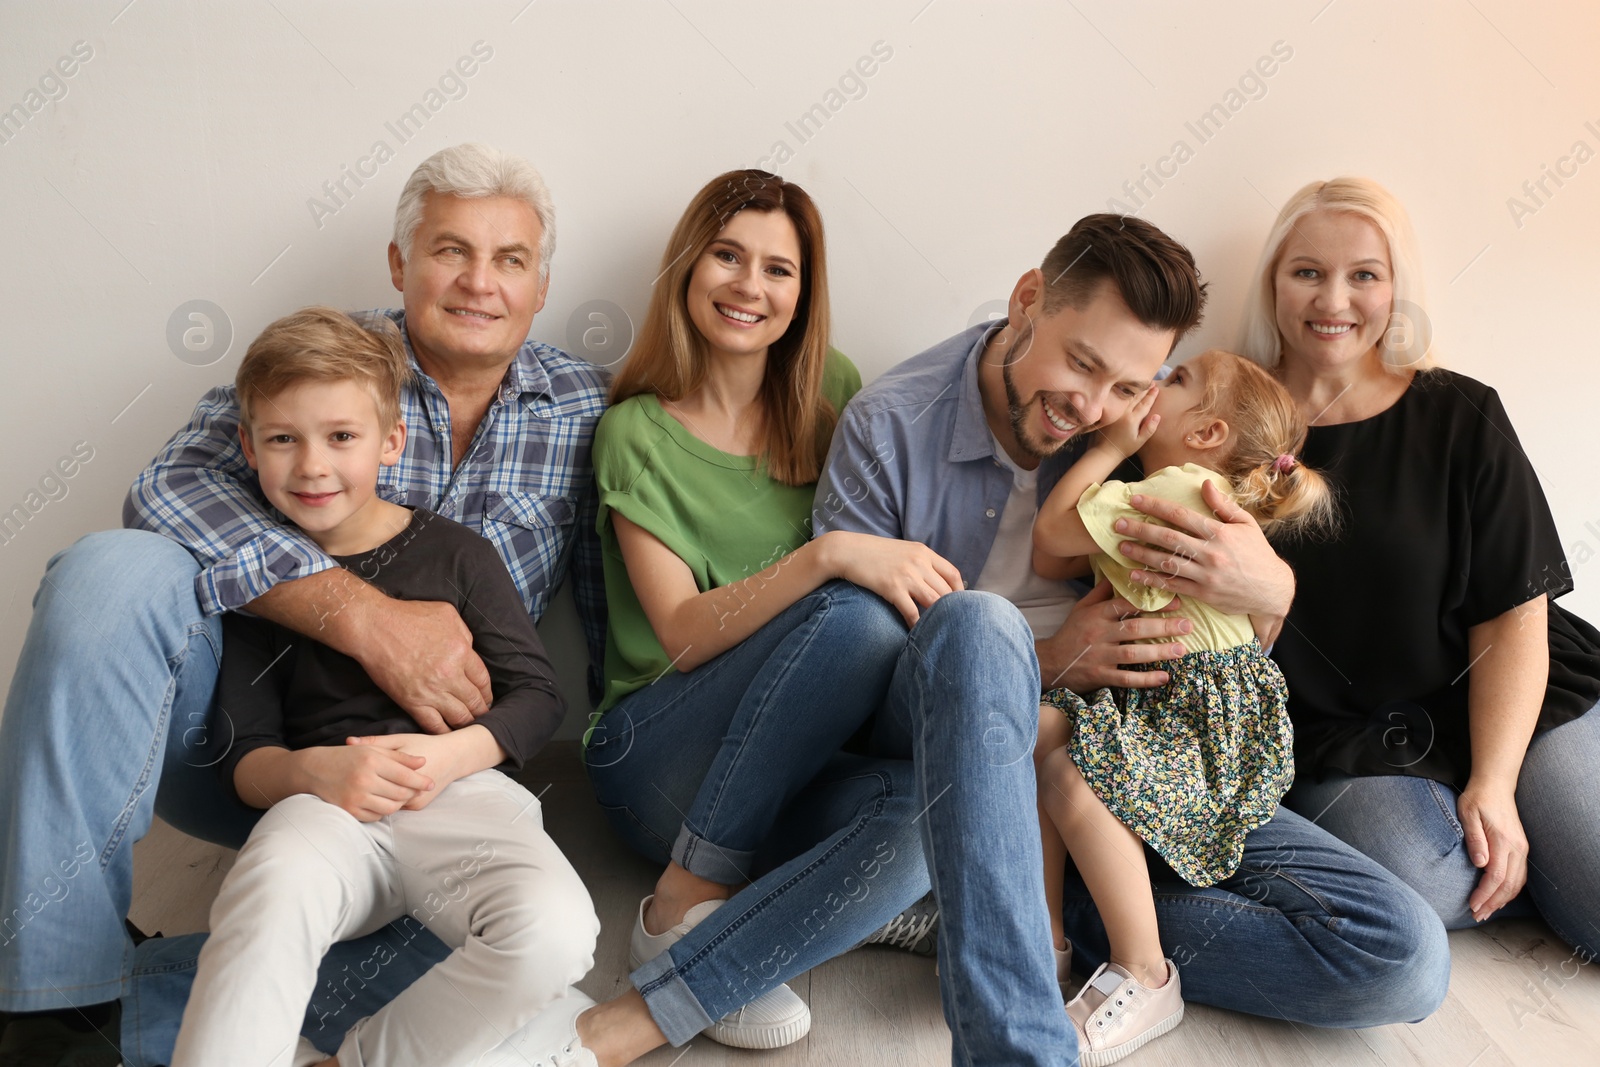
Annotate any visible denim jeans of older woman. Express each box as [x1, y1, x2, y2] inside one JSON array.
[[1286, 703, 1600, 960]]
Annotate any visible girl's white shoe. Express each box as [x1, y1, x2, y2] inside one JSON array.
[[1066, 959, 1184, 1067]]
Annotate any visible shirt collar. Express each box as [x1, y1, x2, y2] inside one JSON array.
[[949, 321, 1006, 463], [387, 308, 554, 403], [500, 344, 553, 402]]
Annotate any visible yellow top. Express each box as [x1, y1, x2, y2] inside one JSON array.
[[1076, 463, 1255, 653]]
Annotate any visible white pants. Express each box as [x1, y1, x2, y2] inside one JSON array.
[[171, 769, 598, 1067]]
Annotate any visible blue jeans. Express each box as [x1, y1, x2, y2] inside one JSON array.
[[589, 585, 1078, 1067], [0, 530, 449, 1066], [1285, 703, 1600, 961], [586, 582, 932, 1043], [1059, 802, 1451, 1027], [869, 591, 1076, 1067]]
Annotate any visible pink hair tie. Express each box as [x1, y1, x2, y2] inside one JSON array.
[[1273, 453, 1297, 473]]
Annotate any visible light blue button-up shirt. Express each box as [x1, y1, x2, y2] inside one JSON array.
[[814, 322, 1089, 584]]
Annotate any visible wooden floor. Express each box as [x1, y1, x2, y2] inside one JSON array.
[[132, 743, 1599, 1067]]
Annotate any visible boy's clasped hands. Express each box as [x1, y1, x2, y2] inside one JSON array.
[[236, 724, 505, 822]]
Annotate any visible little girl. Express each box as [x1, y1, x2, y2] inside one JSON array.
[[1032, 348, 1336, 1065]]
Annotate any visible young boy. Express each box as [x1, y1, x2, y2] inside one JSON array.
[[170, 307, 598, 1067]]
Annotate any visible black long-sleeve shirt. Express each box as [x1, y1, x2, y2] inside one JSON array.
[[216, 507, 565, 800]]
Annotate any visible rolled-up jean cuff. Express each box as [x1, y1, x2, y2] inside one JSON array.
[[632, 951, 713, 1047], [671, 825, 755, 886]]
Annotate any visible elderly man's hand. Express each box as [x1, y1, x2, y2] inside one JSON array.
[[351, 596, 495, 733], [251, 571, 496, 734]]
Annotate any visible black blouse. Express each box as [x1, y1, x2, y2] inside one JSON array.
[[1272, 369, 1600, 790]]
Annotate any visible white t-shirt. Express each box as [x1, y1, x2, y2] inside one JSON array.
[[971, 443, 1080, 639]]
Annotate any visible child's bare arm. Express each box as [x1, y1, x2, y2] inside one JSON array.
[[1032, 551, 1093, 581], [1033, 458, 1115, 574]]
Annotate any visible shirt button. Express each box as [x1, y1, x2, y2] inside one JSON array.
[[985, 508, 997, 518]]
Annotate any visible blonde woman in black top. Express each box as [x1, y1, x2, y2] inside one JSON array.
[[1236, 177, 1600, 958]]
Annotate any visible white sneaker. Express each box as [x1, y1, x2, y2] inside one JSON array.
[[479, 990, 598, 1067], [630, 894, 811, 1049], [1066, 960, 1184, 1066], [628, 894, 726, 970]]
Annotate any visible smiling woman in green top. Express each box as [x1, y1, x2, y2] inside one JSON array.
[[559, 170, 959, 1066]]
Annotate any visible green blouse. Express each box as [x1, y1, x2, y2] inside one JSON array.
[[592, 352, 861, 718]]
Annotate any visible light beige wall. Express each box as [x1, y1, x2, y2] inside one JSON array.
[[3, 0, 1597, 735]]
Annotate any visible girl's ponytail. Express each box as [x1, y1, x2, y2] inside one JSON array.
[[1230, 449, 1338, 541]]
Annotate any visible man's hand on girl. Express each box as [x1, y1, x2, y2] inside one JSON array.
[[1118, 480, 1295, 621], [1037, 581, 1190, 693]]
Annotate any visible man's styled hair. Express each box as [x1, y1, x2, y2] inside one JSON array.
[[1039, 214, 1208, 338], [236, 307, 412, 432], [393, 143, 557, 282]]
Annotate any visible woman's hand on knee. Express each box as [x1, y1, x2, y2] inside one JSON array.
[[1458, 780, 1530, 922], [816, 532, 963, 627]]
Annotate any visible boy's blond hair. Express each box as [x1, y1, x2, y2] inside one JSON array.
[[236, 307, 412, 432]]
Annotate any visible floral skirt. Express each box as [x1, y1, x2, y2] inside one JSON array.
[[1042, 640, 1294, 886]]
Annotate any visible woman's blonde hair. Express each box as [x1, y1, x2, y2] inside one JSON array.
[[1185, 349, 1338, 540], [1237, 177, 1436, 373], [610, 169, 834, 486], [237, 307, 412, 432]]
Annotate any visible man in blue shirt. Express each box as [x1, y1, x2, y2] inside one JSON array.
[[0, 144, 610, 1066], [815, 213, 1450, 1065]]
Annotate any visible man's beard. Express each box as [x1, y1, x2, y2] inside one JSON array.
[[1001, 318, 1086, 460]]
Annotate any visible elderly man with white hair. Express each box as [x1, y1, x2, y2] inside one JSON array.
[[0, 144, 610, 1067]]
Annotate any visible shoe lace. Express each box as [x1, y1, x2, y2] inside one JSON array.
[[868, 899, 938, 950]]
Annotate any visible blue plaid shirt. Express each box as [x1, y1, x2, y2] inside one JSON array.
[[123, 308, 610, 702]]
